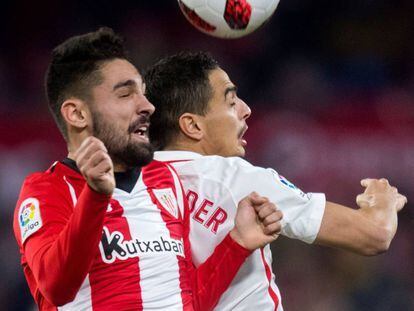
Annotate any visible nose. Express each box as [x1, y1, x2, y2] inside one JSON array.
[[239, 98, 251, 120], [137, 94, 155, 116]]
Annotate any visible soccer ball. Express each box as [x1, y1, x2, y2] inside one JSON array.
[[177, 0, 280, 39]]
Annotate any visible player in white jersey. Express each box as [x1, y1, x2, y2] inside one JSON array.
[[144, 51, 407, 310]]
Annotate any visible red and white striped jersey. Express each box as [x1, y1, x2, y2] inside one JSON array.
[[154, 151, 326, 311], [13, 159, 251, 311]]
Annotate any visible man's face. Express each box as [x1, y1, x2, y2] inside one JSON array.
[[200, 68, 251, 157], [89, 58, 155, 168]]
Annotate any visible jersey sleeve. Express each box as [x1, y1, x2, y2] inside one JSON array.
[[198, 156, 326, 244], [13, 174, 111, 306]]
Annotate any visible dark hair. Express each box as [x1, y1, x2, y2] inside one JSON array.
[[144, 51, 219, 150], [45, 27, 128, 140]]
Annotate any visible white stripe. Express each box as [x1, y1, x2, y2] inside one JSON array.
[[263, 246, 282, 310], [117, 173, 183, 310], [58, 275, 92, 310], [63, 176, 78, 206], [165, 164, 185, 220]]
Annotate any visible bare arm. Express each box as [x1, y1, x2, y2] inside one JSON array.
[[315, 178, 407, 256]]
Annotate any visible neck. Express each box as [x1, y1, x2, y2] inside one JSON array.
[[113, 163, 128, 173], [164, 140, 206, 155]]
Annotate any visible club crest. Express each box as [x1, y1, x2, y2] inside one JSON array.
[[153, 188, 179, 219]]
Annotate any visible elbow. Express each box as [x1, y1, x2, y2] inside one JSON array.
[[362, 227, 394, 256], [44, 290, 77, 307], [40, 280, 78, 306]]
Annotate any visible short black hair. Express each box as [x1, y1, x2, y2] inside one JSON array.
[[144, 51, 219, 150], [45, 27, 128, 140]]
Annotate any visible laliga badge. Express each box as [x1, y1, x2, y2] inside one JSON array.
[[19, 198, 42, 243], [153, 188, 179, 219], [270, 169, 309, 199], [279, 175, 308, 199]]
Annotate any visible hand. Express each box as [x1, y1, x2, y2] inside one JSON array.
[[356, 178, 407, 243], [73, 136, 115, 195], [356, 178, 407, 212], [230, 192, 283, 250]]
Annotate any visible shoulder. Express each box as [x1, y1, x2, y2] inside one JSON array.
[[20, 169, 67, 198], [185, 155, 255, 174], [142, 160, 181, 189], [14, 167, 75, 245], [13, 172, 57, 245], [193, 156, 270, 183], [173, 156, 272, 194], [20, 171, 56, 195], [142, 160, 176, 180], [16, 165, 76, 217]]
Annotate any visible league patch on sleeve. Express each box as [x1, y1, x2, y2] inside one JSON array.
[[270, 169, 309, 199], [18, 198, 42, 243]]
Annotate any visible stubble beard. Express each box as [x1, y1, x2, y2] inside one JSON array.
[[91, 112, 154, 169]]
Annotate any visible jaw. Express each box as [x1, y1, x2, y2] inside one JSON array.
[[233, 144, 246, 158]]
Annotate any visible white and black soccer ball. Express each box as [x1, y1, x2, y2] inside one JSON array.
[[178, 0, 280, 39]]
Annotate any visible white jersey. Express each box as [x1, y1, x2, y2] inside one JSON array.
[[154, 151, 326, 311]]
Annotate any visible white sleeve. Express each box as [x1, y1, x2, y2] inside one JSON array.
[[198, 156, 326, 244]]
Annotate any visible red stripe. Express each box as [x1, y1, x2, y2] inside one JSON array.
[[142, 160, 193, 311], [260, 248, 279, 310], [88, 198, 143, 309]]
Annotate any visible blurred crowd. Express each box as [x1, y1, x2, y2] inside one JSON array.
[[1, 1, 413, 310]]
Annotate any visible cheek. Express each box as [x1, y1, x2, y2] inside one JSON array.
[[100, 100, 132, 121], [216, 119, 239, 146], [205, 111, 239, 140], [208, 117, 232, 137], [111, 114, 131, 133]]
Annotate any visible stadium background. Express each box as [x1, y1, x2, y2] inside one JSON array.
[[1, 1, 413, 310]]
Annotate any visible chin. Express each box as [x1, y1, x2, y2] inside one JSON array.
[[112, 141, 154, 168], [238, 150, 246, 158], [231, 147, 245, 158]]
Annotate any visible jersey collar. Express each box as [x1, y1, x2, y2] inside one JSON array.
[[154, 150, 202, 161], [49, 160, 84, 180]]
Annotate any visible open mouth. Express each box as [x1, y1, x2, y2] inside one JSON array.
[[238, 125, 248, 147], [133, 125, 148, 137], [130, 122, 150, 141]]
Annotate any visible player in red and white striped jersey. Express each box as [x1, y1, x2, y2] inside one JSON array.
[[144, 51, 407, 311], [13, 29, 283, 311]]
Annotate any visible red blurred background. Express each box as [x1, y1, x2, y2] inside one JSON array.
[[1, 1, 413, 310]]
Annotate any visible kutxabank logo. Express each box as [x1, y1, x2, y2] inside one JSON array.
[[99, 227, 185, 264]]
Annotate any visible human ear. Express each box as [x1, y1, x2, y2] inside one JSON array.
[[178, 113, 203, 141], [61, 98, 90, 131]]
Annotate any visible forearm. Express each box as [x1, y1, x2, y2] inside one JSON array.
[[191, 233, 252, 311], [27, 185, 110, 305], [315, 201, 396, 256]]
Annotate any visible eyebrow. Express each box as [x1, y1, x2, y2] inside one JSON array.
[[224, 86, 238, 99], [113, 79, 138, 91]]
